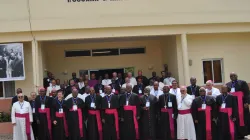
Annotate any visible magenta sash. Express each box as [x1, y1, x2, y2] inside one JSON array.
[[69, 108, 84, 138], [105, 109, 119, 139], [219, 108, 235, 140], [178, 109, 191, 115], [38, 108, 52, 140], [55, 112, 69, 137], [15, 113, 31, 140], [198, 106, 212, 140], [123, 105, 139, 140], [161, 108, 175, 139], [89, 110, 103, 140], [231, 91, 245, 126]]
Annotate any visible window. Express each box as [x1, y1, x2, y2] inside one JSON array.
[[65, 50, 91, 57], [92, 49, 119, 56], [202, 59, 223, 84], [0, 81, 15, 98], [120, 47, 145, 55]]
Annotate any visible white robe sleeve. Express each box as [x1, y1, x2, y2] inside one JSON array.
[[11, 104, 16, 124], [28, 103, 33, 123], [183, 95, 193, 107]]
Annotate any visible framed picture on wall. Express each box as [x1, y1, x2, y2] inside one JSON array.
[[124, 67, 135, 76], [79, 70, 88, 78], [0, 43, 25, 81]]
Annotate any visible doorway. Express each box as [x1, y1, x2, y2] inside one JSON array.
[[89, 68, 124, 79]]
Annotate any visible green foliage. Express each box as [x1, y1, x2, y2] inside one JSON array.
[[0, 112, 11, 122]]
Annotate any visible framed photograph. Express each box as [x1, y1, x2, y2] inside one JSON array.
[[0, 43, 25, 81]]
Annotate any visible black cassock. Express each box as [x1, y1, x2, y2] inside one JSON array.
[[191, 95, 217, 140], [226, 80, 249, 136], [109, 83, 121, 94], [132, 84, 145, 96], [65, 97, 86, 140], [139, 95, 157, 140], [29, 100, 38, 140], [119, 93, 140, 140], [101, 94, 120, 140], [216, 94, 238, 140], [35, 95, 53, 140], [158, 93, 178, 140], [85, 94, 102, 140], [51, 99, 67, 140], [187, 85, 201, 98]]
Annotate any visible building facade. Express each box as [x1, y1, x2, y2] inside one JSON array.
[[0, 0, 250, 105]]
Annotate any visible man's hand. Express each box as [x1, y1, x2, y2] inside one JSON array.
[[244, 103, 249, 108], [136, 116, 140, 120], [120, 118, 124, 122], [53, 120, 57, 125], [12, 123, 16, 126], [36, 120, 40, 124], [194, 120, 198, 124], [102, 119, 105, 124]]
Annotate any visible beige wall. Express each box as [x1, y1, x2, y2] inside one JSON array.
[[187, 33, 250, 86], [15, 42, 34, 96], [161, 36, 179, 81], [1, 1, 250, 33], [43, 38, 166, 81]]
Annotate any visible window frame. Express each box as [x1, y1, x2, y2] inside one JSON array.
[[202, 58, 224, 85], [0, 82, 15, 99]]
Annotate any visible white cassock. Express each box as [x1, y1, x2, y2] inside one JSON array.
[[169, 88, 181, 96], [150, 89, 163, 99], [158, 82, 164, 90], [65, 93, 88, 102], [177, 94, 196, 140], [163, 77, 175, 86], [78, 82, 85, 89], [129, 77, 137, 85], [206, 87, 221, 98], [102, 79, 112, 86], [46, 85, 60, 96], [122, 83, 134, 88], [11, 101, 35, 140], [100, 93, 106, 97]]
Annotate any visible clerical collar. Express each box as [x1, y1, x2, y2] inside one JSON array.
[[127, 93, 131, 95], [191, 85, 196, 88], [107, 94, 111, 96]]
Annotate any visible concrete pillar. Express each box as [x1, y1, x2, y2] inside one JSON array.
[[181, 33, 190, 85], [31, 40, 39, 92]]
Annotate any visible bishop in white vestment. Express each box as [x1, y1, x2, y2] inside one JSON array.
[[11, 93, 34, 140], [177, 86, 196, 140]]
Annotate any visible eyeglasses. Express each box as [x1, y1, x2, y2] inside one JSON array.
[[18, 96, 24, 98]]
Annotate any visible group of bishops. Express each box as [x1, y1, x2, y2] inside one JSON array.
[[11, 72, 250, 140]]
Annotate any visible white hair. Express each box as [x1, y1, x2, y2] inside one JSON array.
[[206, 80, 213, 85]]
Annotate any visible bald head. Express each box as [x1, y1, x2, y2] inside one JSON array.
[[221, 84, 229, 94], [180, 86, 187, 95], [199, 87, 206, 96], [90, 87, 95, 95], [206, 80, 213, 90], [190, 77, 197, 85], [126, 83, 132, 93], [106, 86, 112, 94], [163, 86, 170, 93], [153, 81, 159, 90], [30, 92, 37, 100], [230, 72, 238, 81], [72, 88, 78, 97]]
